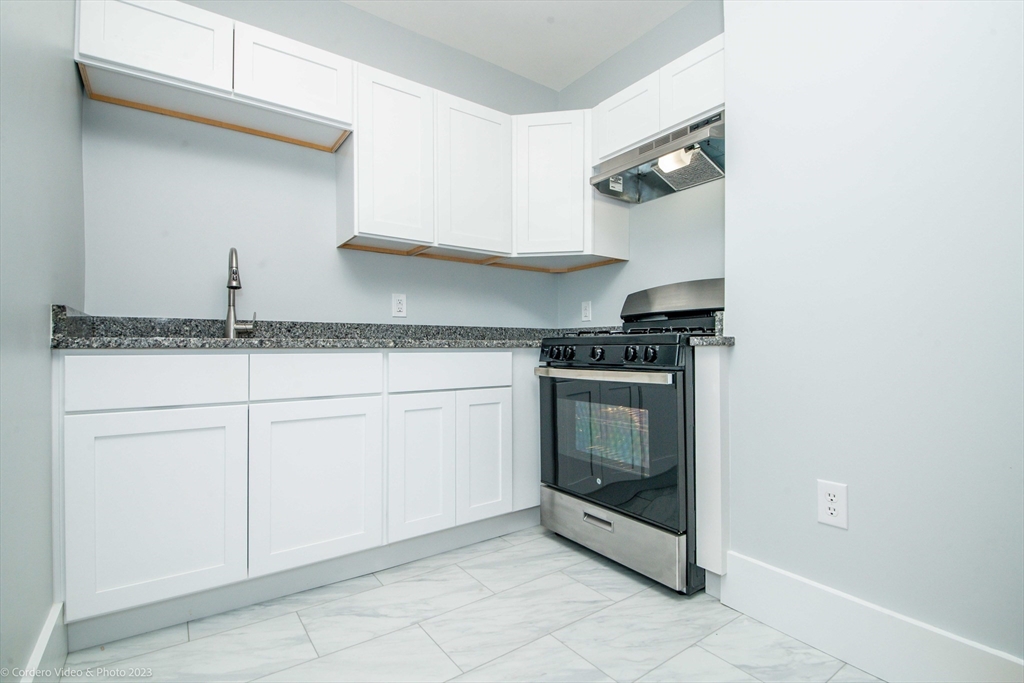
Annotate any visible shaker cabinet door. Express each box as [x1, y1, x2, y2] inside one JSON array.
[[436, 93, 512, 254], [659, 35, 725, 131], [387, 392, 457, 542], [77, 0, 234, 91], [357, 65, 435, 244], [234, 22, 354, 125], [592, 72, 661, 161], [456, 387, 514, 524], [64, 404, 249, 620], [248, 397, 383, 577], [514, 110, 586, 254]]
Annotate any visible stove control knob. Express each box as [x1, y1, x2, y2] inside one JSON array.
[[624, 345, 639, 362], [564, 346, 576, 361], [551, 346, 564, 360], [643, 346, 659, 363], [590, 346, 605, 361]]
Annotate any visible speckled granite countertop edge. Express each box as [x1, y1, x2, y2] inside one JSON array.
[[50, 305, 733, 350]]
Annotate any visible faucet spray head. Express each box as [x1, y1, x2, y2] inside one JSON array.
[[227, 247, 241, 289]]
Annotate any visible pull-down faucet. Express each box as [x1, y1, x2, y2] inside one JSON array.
[[226, 248, 255, 339]]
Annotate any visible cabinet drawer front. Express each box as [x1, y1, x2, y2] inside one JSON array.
[[233, 22, 354, 125], [249, 353, 383, 401], [65, 354, 248, 412], [64, 405, 248, 620], [77, 0, 234, 91], [388, 351, 512, 393]]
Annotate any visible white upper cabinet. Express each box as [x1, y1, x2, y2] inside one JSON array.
[[456, 387, 513, 525], [248, 397, 383, 577], [593, 72, 661, 161], [660, 34, 725, 132], [436, 93, 512, 255], [77, 0, 234, 91], [357, 65, 436, 244], [514, 110, 586, 255], [234, 23, 354, 125]]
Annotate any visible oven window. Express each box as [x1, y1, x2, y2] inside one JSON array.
[[570, 400, 650, 477]]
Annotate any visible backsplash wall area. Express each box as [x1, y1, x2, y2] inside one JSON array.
[[555, 180, 725, 328], [81, 100, 559, 327]]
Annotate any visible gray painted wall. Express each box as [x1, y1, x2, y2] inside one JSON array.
[[724, 0, 1023, 657], [183, 0, 557, 115], [82, 100, 558, 326], [0, 0, 84, 675], [557, 180, 724, 327], [557, 0, 723, 111]]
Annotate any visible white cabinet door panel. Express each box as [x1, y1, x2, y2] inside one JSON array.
[[234, 22, 354, 125], [77, 0, 234, 91], [593, 71, 661, 161], [514, 111, 585, 254], [64, 405, 248, 620], [388, 392, 456, 542], [456, 388, 513, 524], [357, 66, 435, 243], [249, 352, 383, 401], [436, 93, 512, 254], [248, 397, 383, 576], [660, 35, 725, 131]]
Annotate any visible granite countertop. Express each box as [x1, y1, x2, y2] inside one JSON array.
[[50, 306, 734, 350]]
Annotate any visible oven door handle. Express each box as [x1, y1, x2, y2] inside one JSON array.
[[534, 366, 675, 385]]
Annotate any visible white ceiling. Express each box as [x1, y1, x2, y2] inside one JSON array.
[[342, 1, 691, 91]]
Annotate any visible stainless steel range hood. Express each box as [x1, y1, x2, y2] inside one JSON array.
[[591, 111, 725, 204]]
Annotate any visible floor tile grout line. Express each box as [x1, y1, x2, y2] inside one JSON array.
[[701, 612, 847, 677], [65, 530, 543, 677], [414, 623, 468, 678], [373, 536, 517, 584]]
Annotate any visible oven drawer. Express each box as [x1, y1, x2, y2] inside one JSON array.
[[540, 485, 688, 592]]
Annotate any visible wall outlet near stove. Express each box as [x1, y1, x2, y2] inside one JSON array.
[[582, 301, 592, 322], [817, 479, 848, 529], [392, 293, 407, 318]]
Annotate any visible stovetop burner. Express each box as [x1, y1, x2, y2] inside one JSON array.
[[540, 279, 724, 369]]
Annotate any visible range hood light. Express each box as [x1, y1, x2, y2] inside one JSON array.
[[657, 147, 697, 174]]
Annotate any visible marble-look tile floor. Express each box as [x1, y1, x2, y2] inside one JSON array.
[[62, 527, 885, 683]]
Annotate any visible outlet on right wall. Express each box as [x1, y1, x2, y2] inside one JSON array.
[[722, 1, 1023, 680]]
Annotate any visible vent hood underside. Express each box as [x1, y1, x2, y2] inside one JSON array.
[[591, 111, 725, 204]]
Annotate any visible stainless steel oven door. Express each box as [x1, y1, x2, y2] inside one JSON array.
[[536, 366, 686, 533]]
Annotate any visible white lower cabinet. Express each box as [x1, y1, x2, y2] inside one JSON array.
[[387, 392, 458, 542], [248, 397, 383, 577], [456, 388, 513, 524], [64, 405, 249, 621]]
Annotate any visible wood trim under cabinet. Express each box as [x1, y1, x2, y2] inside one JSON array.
[[338, 240, 623, 274], [77, 64, 349, 154]]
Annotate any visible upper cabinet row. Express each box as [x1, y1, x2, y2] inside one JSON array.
[[76, 0, 353, 151], [593, 35, 725, 162], [75, 1, 723, 272], [337, 66, 627, 269]]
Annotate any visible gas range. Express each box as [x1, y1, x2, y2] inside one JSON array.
[[540, 312, 718, 370], [536, 278, 724, 594]]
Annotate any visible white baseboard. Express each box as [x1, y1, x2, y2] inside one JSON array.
[[21, 603, 66, 683], [721, 551, 1024, 683]]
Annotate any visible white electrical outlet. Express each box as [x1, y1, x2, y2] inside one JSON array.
[[582, 301, 592, 322], [392, 293, 407, 318], [817, 479, 848, 529]]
